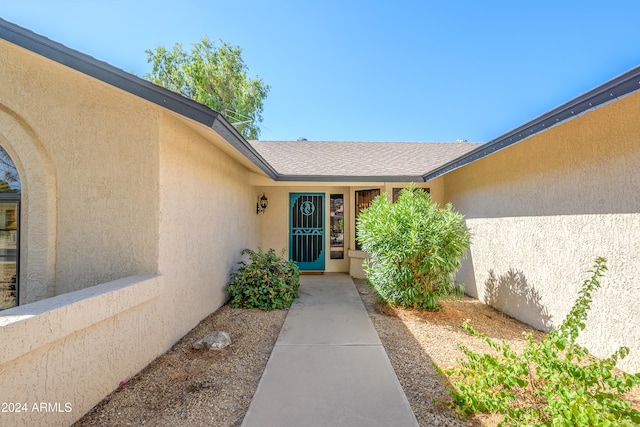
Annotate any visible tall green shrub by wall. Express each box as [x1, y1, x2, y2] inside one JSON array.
[[356, 185, 470, 310]]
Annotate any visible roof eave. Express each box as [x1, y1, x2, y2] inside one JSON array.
[[0, 18, 278, 180], [0, 18, 218, 126], [211, 117, 278, 179], [274, 175, 425, 182], [422, 65, 640, 182]]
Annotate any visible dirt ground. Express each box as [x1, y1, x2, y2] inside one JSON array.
[[75, 279, 639, 427]]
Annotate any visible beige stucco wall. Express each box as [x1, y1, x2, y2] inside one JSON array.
[[0, 111, 260, 425], [444, 91, 640, 372], [0, 39, 262, 425], [0, 106, 56, 303], [0, 40, 160, 301], [156, 113, 259, 343], [0, 274, 163, 427], [254, 185, 351, 273]]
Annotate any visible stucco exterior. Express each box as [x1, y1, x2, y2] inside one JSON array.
[[252, 180, 438, 277], [0, 275, 162, 427], [445, 91, 640, 372], [0, 40, 160, 303], [1, 17, 639, 426], [0, 36, 261, 425], [254, 184, 352, 273], [157, 112, 260, 342], [0, 30, 451, 424]]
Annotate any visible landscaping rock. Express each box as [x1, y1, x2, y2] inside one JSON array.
[[192, 331, 231, 350]]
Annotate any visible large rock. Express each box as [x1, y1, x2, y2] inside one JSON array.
[[192, 331, 232, 350]]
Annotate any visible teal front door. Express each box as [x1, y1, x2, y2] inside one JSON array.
[[289, 193, 325, 271]]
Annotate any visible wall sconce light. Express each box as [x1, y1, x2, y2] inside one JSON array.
[[256, 193, 268, 214]]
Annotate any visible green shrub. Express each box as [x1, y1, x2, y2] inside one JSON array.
[[440, 257, 640, 426], [227, 248, 300, 310], [356, 184, 470, 310]]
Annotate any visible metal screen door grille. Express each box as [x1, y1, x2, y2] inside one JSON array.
[[290, 193, 325, 270]]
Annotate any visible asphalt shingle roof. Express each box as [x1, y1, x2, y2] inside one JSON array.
[[249, 141, 483, 179]]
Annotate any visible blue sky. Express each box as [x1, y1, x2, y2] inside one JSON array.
[[2, 1, 639, 142]]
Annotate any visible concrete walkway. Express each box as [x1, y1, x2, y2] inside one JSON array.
[[242, 274, 418, 427]]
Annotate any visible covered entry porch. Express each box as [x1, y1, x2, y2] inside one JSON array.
[[251, 180, 438, 277]]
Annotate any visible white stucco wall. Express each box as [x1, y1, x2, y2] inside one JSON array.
[[445, 91, 640, 373]]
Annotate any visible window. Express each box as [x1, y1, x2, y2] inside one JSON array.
[[0, 147, 20, 310], [393, 187, 429, 203], [355, 189, 380, 250], [330, 194, 344, 259]]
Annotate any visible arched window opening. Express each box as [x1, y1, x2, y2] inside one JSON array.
[[0, 146, 20, 310]]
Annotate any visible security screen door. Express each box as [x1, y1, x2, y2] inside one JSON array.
[[289, 193, 325, 271]]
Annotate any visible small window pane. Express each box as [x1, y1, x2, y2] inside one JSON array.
[[392, 188, 402, 203], [0, 146, 19, 310], [393, 187, 429, 203], [0, 201, 18, 310], [0, 147, 20, 193], [330, 194, 344, 259]]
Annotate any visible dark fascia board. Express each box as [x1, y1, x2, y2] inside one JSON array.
[[0, 18, 278, 180], [422, 65, 640, 182], [274, 174, 425, 182], [210, 117, 278, 178]]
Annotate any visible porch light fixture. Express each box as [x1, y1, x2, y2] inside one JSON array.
[[256, 193, 268, 214]]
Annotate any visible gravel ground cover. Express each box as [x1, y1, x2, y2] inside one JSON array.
[[75, 278, 638, 427], [74, 306, 287, 427]]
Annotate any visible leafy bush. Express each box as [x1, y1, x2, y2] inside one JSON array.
[[440, 257, 640, 426], [356, 185, 470, 310], [227, 248, 300, 310]]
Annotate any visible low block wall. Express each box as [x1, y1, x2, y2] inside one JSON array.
[[348, 249, 370, 279], [0, 274, 162, 426]]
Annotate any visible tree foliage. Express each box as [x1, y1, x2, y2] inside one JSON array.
[[143, 37, 270, 139], [356, 185, 470, 310]]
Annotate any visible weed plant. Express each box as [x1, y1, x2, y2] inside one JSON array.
[[440, 257, 640, 426]]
